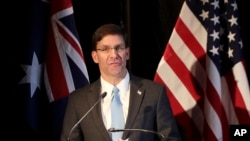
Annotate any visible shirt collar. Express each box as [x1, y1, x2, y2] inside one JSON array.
[[100, 72, 130, 98]]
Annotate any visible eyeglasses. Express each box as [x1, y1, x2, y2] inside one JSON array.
[[96, 46, 126, 54]]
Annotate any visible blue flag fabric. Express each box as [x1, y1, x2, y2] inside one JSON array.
[[17, 0, 89, 140]]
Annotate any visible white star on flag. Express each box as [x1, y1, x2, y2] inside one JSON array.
[[19, 52, 43, 98]]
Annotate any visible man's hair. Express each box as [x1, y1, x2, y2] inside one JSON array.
[[92, 23, 128, 50]]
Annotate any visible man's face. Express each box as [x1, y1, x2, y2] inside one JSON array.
[[91, 34, 130, 79]]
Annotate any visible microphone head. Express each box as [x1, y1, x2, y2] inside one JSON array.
[[101, 92, 107, 99]]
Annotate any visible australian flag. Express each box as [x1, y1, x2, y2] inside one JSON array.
[[17, 0, 89, 140]]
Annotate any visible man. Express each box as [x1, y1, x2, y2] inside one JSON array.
[[60, 23, 182, 141]]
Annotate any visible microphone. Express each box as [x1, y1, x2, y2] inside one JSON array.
[[108, 128, 166, 139], [67, 92, 107, 141]]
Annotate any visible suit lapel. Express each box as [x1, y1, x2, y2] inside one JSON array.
[[123, 75, 145, 138], [86, 80, 111, 140], [87, 75, 146, 140]]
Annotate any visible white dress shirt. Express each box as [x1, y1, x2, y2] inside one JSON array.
[[100, 72, 130, 131]]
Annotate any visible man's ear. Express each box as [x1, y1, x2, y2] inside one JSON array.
[[91, 51, 98, 63], [126, 47, 130, 60]]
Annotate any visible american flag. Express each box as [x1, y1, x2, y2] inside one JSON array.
[[19, 0, 89, 140], [154, 0, 250, 141]]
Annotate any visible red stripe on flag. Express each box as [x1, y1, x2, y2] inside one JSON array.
[[203, 121, 218, 141], [175, 18, 206, 67], [56, 22, 85, 61], [46, 26, 69, 100], [50, 0, 72, 14], [206, 76, 229, 141], [164, 44, 202, 101], [154, 73, 202, 141], [225, 68, 250, 124]]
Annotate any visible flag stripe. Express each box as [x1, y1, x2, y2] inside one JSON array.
[[165, 43, 203, 102], [154, 73, 202, 141], [178, 2, 207, 53], [154, 0, 250, 141], [56, 18, 89, 84], [232, 62, 250, 113], [226, 64, 250, 123], [46, 25, 69, 101], [154, 56, 203, 141], [45, 1, 89, 101], [175, 19, 206, 66], [55, 12, 84, 60]]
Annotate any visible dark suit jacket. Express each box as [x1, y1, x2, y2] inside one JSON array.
[[60, 74, 182, 141]]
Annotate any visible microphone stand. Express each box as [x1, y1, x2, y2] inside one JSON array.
[[108, 128, 167, 140], [67, 92, 107, 141]]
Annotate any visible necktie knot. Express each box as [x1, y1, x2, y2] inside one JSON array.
[[112, 86, 119, 94]]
